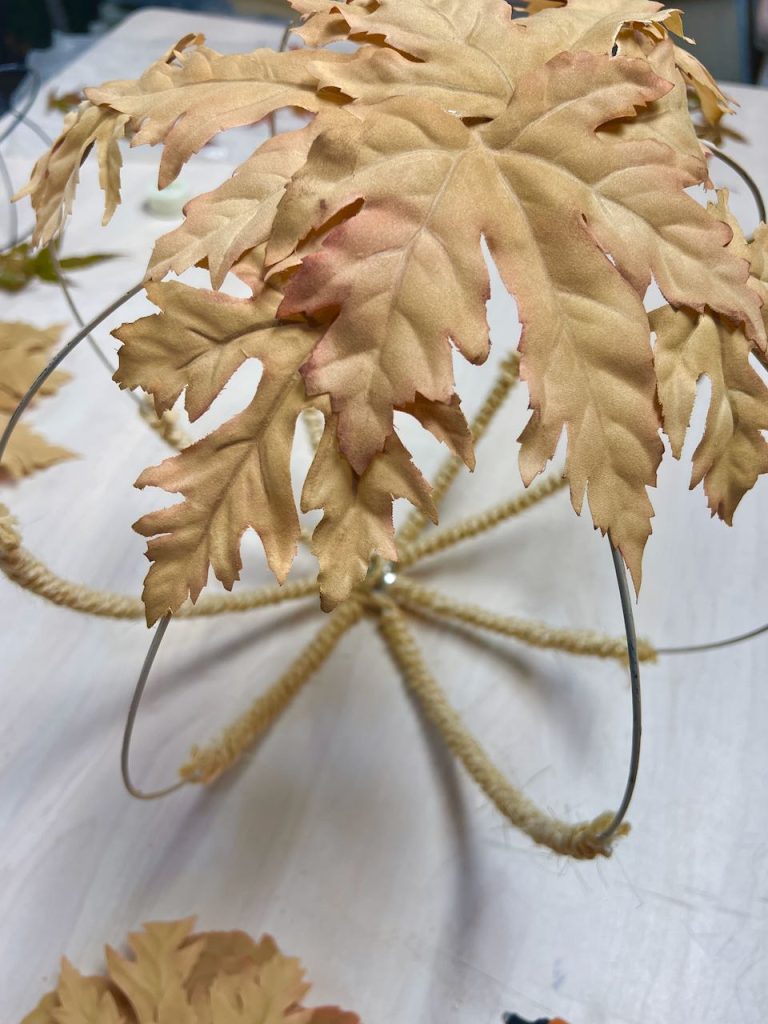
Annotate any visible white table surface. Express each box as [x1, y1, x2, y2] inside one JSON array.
[[1, 10, 767, 1024]]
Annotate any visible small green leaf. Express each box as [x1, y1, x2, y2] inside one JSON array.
[[0, 242, 119, 293], [58, 252, 119, 271]]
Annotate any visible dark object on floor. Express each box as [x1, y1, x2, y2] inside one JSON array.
[[1, 0, 53, 64], [503, 1015, 569, 1024]]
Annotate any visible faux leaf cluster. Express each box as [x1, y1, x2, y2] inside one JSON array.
[[18, 0, 768, 623], [0, 321, 74, 481], [21, 918, 360, 1024]]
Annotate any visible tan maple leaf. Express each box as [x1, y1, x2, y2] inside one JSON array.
[[206, 955, 311, 1024], [185, 933, 278, 1008], [514, 0, 733, 122], [302, 0, 520, 117], [17, 0, 767, 614], [115, 278, 444, 621], [652, 193, 768, 521], [15, 102, 130, 248], [0, 321, 74, 482], [85, 45, 348, 191], [20, 919, 360, 1024], [514, 0, 688, 66], [0, 321, 70, 410], [752, 223, 768, 332], [52, 960, 123, 1024], [673, 41, 735, 124], [147, 124, 320, 289], [105, 919, 203, 1024], [608, 36, 706, 182], [287, 0, 379, 47], [303, 416, 436, 610], [16, 34, 350, 247], [277, 185, 489, 473], [14, 33, 205, 247], [271, 53, 763, 585], [115, 281, 317, 623]]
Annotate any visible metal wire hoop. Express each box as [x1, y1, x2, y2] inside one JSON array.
[[120, 614, 187, 800], [597, 543, 642, 842], [705, 143, 767, 225], [0, 282, 144, 466], [0, 68, 764, 837], [115, 538, 643, 855]]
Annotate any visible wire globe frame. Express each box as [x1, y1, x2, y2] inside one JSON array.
[[1, 57, 767, 862]]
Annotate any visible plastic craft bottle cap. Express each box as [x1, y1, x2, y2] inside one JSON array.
[[144, 179, 190, 218]]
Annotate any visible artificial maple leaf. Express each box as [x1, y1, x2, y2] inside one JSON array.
[[116, 282, 317, 623], [115, 275, 445, 619], [514, 0, 687, 69], [301, 0, 693, 115], [0, 321, 74, 482], [0, 321, 70, 411], [52, 960, 123, 1024], [399, 392, 476, 469], [608, 36, 706, 182], [272, 52, 763, 585], [19, 993, 60, 1024], [290, 0, 366, 49], [18, 0, 768, 613], [303, 416, 436, 609], [113, 281, 293, 422], [206, 955, 310, 1024], [752, 224, 768, 332], [21, 919, 361, 1024], [105, 919, 203, 1024], [0, 421, 74, 482], [514, 0, 733, 122], [278, 192, 489, 472], [16, 102, 130, 249], [652, 194, 768, 521], [147, 124, 319, 289], [302, 0, 519, 118], [85, 43, 350, 192], [16, 34, 349, 247], [673, 43, 734, 124], [185, 933, 278, 1008]]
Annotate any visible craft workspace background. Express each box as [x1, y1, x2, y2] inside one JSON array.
[[2, 2, 768, 1024]]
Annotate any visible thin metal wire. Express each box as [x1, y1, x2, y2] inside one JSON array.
[[0, 67, 43, 249], [705, 143, 767, 224], [48, 246, 144, 395], [19, 113, 53, 147], [597, 543, 642, 843], [658, 621, 768, 656], [0, 148, 18, 248], [0, 65, 42, 147], [0, 109, 52, 249], [0, 281, 144, 467], [120, 614, 186, 800]]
